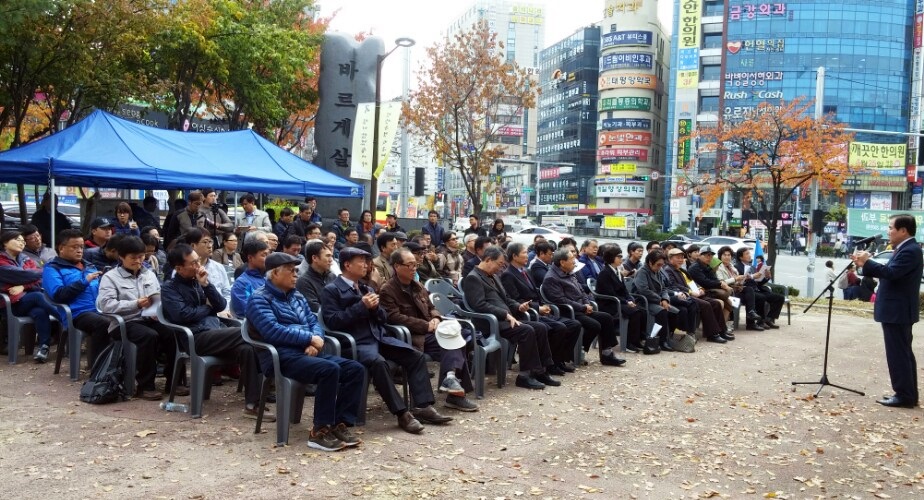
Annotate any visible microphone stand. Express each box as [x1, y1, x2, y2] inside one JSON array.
[[792, 256, 866, 397]]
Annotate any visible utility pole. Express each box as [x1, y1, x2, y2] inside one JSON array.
[[806, 66, 824, 297]]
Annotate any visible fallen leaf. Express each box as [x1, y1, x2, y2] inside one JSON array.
[[135, 430, 157, 438]]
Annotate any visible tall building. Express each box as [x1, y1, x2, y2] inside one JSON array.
[[594, 0, 671, 221], [536, 26, 601, 214], [444, 0, 544, 218], [667, 0, 915, 231]]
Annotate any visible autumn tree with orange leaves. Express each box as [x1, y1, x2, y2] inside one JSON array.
[[686, 99, 854, 266], [404, 21, 537, 216]]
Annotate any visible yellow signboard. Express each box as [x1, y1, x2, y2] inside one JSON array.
[[604, 216, 628, 230], [609, 163, 637, 174], [679, 0, 701, 49], [848, 141, 907, 168]]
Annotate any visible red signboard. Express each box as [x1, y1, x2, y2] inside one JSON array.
[[916, 13, 923, 48], [598, 131, 652, 146], [598, 147, 649, 162], [540, 167, 560, 180], [908, 164, 919, 182]]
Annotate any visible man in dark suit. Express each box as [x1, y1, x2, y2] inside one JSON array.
[[321, 246, 453, 433], [734, 247, 784, 329], [461, 236, 492, 278], [501, 243, 581, 373], [528, 241, 554, 285], [853, 214, 923, 408], [461, 246, 560, 390]]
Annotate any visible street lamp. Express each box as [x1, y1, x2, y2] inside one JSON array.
[[369, 37, 415, 214]]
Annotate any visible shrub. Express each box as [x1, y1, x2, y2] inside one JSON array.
[[638, 221, 671, 242], [816, 245, 835, 257], [768, 283, 799, 297]]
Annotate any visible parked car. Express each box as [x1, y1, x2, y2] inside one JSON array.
[[858, 248, 924, 283], [507, 226, 574, 247], [1, 201, 82, 228], [686, 236, 756, 255], [663, 234, 702, 245]]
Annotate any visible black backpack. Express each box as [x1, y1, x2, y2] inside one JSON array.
[[79, 341, 128, 404]]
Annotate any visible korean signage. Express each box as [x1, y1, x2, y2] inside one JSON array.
[[601, 30, 652, 48], [676, 119, 692, 170], [728, 3, 788, 21], [595, 183, 647, 198], [603, 216, 629, 230], [539, 167, 560, 180], [598, 147, 649, 162], [724, 71, 784, 87], [600, 53, 653, 70], [599, 96, 651, 112], [351, 101, 401, 179], [726, 39, 785, 54], [677, 0, 701, 88], [604, 0, 643, 16], [916, 13, 923, 49], [509, 4, 543, 25], [497, 125, 524, 136], [848, 142, 907, 169], [599, 131, 652, 147], [608, 163, 638, 174], [599, 74, 658, 91], [846, 209, 924, 238], [602, 118, 652, 130]]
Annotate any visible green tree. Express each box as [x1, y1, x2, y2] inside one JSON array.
[[405, 21, 538, 216]]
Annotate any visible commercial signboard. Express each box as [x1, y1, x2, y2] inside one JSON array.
[[846, 209, 924, 238], [598, 131, 652, 147], [595, 183, 647, 198], [676, 119, 692, 170], [603, 215, 629, 229], [600, 53, 653, 70], [602, 117, 652, 130], [599, 74, 659, 91], [848, 141, 907, 169], [599, 96, 651, 112], [601, 30, 653, 48], [598, 147, 649, 162], [677, 0, 701, 88]]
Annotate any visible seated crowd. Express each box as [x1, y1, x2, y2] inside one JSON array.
[[0, 196, 789, 451]]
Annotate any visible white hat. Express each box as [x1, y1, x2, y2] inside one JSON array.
[[435, 319, 465, 350]]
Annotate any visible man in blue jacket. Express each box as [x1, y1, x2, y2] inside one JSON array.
[[42, 229, 112, 366], [162, 244, 268, 420], [247, 252, 365, 451], [853, 214, 923, 408], [230, 239, 269, 317], [421, 210, 445, 248]]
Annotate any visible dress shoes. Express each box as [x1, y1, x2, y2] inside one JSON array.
[[547, 364, 566, 376], [706, 335, 727, 344], [876, 396, 918, 408], [746, 310, 761, 321], [411, 405, 454, 424], [135, 388, 164, 401], [763, 319, 780, 329], [600, 352, 627, 366], [557, 361, 576, 373], [398, 411, 424, 433], [624, 344, 640, 353], [720, 332, 735, 341], [515, 374, 546, 390], [534, 372, 561, 386], [745, 323, 765, 331], [659, 342, 675, 352]]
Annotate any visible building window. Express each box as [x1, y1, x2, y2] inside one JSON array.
[[701, 65, 721, 81], [703, 33, 722, 49], [699, 96, 719, 112]]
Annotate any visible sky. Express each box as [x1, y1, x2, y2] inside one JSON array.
[[317, 0, 674, 98]]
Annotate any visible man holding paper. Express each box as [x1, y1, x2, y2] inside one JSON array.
[[661, 248, 732, 343], [734, 248, 784, 329]]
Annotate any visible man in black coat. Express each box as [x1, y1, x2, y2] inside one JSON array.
[[461, 236, 492, 278], [528, 241, 554, 285], [501, 243, 580, 373], [321, 246, 452, 433], [734, 247, 784, 329], [688, 245, 762, 331], [662, 247, 731, 342], [296, 240, 336, 312], [160, 244, 266, 420], [853, 214, 923, 408], [461, 246, 560, 390]]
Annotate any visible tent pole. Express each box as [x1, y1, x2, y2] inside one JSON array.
[[48, 161, 56, 250]]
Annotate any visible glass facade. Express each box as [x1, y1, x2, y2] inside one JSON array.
[[536, 26, 600, 209], [723, 0, 913, 140]]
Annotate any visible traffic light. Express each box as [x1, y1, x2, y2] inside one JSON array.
[[811, 209, 825, 236], [688, 209, 694, 222]]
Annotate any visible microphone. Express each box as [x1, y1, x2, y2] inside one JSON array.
[[853, 234, 881, 247]]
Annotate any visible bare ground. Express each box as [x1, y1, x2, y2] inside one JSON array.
[[1, 310, 923, 499]]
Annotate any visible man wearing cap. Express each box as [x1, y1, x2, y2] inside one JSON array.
[[85, 217, 114, 249], [688, 245, 757, 329], [661, 247, 731, 343], [321, 246, 453, 434], [20, 224, 57, 269], [463, 246, 562, 389], [371, 232, 399, 288], [161, 244, 270, 421], [380, 248, 479, 412], [383, 214, 405, 234], [247, 250, 365, 450]]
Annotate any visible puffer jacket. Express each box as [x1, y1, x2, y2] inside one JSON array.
[[245, 281, 322, 350], [230, 267, 266, 318], [42, 257, 100, 318], [0, 251, 43, 303]]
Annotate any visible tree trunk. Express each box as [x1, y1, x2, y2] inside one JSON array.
[[17, 184, 27, 225]]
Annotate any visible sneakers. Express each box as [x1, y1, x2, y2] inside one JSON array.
[[243, 405, 276, 422], [444, 394, 479, 412], [33, 344, 49, 363], [307, 426, 347, 452], [438, 374, 465, 397], [331, 422, 362, 447]]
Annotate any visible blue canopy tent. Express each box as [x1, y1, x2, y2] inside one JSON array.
[[0, 109, 362, 198]]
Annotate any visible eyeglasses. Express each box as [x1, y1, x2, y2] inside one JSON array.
[[397, 261, 417, 268], [226, 238, 238, 243]]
